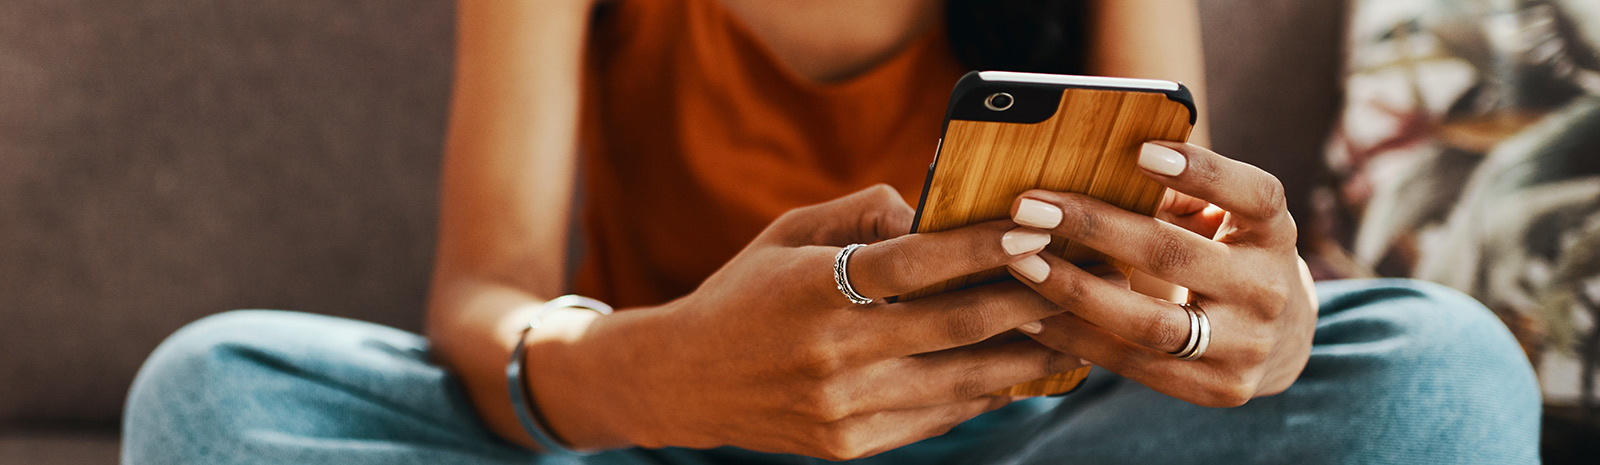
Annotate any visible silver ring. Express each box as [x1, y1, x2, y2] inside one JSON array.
[[1171, 303, 1211, 361], [1170, 304, 1199, 358], [833, 244, 874, 305]]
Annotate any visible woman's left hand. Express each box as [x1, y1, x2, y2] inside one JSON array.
[[1005, 141, 1318, 407]]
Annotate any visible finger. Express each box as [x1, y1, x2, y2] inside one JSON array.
[[770, 184, 914, 247], [1027, 313, 1251, 408], [1157, 191, 1225, 239], [1157, 188, 1209, 217], [846, 281, 1063, 357], [1006, 252, 1192, 353], [828, 396, 1013, 460], [1138, 142, 1294, 243], [1010, 191, 1233, 293], [840, 339, 1085, 413], [845, 221, 1051, 299]]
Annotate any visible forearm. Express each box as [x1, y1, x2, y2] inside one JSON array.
[[430, 0, 631, 451]]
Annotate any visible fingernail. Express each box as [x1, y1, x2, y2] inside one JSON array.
[[1080, 358, 1092, 366], [1016, 320, 1044, 334], [1014, 199, 1062, 229], [1001, 228, 1052, 255], [1139, 143, 1186, 177], [1008, 254, 1050, 283], [1008, 396, 1037, 402]]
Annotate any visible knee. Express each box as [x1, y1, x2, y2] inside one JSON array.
[[1306, 279, 1541, 462], [123, 310, 334, 463], [1317, 279, 1531, 375], [130, 311, 311, 391]]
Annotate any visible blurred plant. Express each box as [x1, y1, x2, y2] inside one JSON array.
[[1324, 0, 1600, 420]]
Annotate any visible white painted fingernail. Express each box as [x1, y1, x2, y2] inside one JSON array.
[[1139, 143, 1186, 177], [1008, 254, 1050, 283], [1016, 320, 1044, 334], [1001, 228, 1052, 255], [1014, 199, 1062, 229]]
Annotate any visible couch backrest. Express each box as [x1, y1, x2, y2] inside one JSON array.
[[0, 0, 453, 428], [0, 0, 1344, 429]]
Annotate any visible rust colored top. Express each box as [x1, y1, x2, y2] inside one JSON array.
[[573, 0, 967, 307]]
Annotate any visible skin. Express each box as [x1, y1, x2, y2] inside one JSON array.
[[429, 0, 1312, 460], [1011, 142, 1319, 407]]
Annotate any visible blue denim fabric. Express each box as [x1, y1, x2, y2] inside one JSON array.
[[123, 279, 1541, 464]]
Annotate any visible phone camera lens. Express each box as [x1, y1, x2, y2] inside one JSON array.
[[984, 92, 1014, 111]]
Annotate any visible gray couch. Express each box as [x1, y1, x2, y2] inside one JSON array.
[[0, 1, 1345, 463]]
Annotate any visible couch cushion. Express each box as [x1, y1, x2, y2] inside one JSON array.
[[0, 430, 119, 465]]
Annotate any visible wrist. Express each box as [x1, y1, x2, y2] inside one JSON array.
[[522, 304, 673, 451]]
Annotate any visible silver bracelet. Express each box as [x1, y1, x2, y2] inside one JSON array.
[[505, 295, 613, 455]]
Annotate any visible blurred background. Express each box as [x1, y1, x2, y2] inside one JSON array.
[[0, 0, 1594, 463]]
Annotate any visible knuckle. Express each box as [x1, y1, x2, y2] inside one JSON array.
[[1050, 269, 1088, 305], [771, 208, 805, 231], [1259, 285, 1290, 318], [1238, 273, 1290, 317], [798, 386, 854, 423], [929, 420, 963, 439], [1060, 198, 1101, 239], [1043, 349, 1080, 374], [1147, 230, 1195, 276], [1144, 307, 1189, 352], [943, 299, 999, 345], [792, 347, 847, 380], [1238, 341, 1272, 365], [949, 365, 991, 399], [1256, 175, 1288, 218], [1277, 213, 1299, 241], [1203, 372, 1258, 407], [819, 426, 870, 461], [867, 183, 899, 201], [1210, 380, 1257, 408], [876, 242, 923, 294], [817, 449, 853, 462], [960, 231, 1004, 270], [1187, 153, 1223, 185]]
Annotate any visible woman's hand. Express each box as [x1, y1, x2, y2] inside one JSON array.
[[546, 185, 1083, 460], [1004, 142, 1318, 407]]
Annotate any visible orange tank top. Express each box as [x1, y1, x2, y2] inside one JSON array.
[[573, 0, 968, 307]]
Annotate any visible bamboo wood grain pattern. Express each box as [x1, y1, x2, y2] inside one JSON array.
[[905, 88, 1193, 396]]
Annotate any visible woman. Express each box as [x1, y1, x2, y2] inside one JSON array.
[[122, 0, 1541, 463]]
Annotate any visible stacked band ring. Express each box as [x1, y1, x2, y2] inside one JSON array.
[[1170, 303, 1211, 361], [833, 244, 873, 305]]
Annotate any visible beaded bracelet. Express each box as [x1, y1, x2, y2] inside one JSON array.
[[505, 295, 614, 455]]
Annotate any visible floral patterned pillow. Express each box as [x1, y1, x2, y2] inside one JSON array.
[[1316, 0, 1600, 409]]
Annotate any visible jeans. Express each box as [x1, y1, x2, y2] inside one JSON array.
[[122, 280, 1542, 464]]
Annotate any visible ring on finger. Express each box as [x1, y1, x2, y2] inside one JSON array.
[[1170, 303, 1211, 361], [833, 243, 874, 305]]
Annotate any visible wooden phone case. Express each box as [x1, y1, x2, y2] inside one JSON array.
[[902, 72, 1196, 396]]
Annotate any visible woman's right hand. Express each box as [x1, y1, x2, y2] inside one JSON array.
[[539, 185, 1084, 460]]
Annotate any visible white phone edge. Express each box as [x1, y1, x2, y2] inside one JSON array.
[[976, 71, 1180, 92]]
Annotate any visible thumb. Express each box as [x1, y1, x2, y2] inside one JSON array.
[[768, 184, 915, 247]]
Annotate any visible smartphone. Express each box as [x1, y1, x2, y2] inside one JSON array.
[[901, 71, 1197, 396]]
